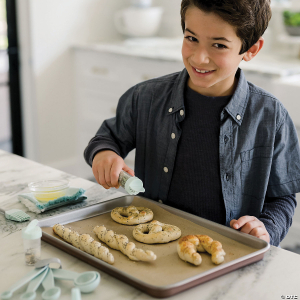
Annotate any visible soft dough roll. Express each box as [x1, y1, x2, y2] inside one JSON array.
[[53, 224, 114, 264]]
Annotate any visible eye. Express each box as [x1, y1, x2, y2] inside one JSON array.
[[214, 43, 227, 49], [185, 36, 198, 43]]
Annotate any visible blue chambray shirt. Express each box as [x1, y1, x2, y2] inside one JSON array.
[[84, 68, 300, 239]]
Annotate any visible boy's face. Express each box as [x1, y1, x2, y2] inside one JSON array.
[[182, 6, 246, 97]]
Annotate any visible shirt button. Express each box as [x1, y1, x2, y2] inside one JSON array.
[[225, 173, 229, 181], [171, 133, 175, 139], [164, 167, 168, 173], [180, 110, 184, 116], [168, 108, 173, 113], [158, 200, 163, 204], [236, 114, 241, 120]]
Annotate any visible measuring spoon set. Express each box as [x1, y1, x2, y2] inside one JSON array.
[[1, 258, 100, 300]]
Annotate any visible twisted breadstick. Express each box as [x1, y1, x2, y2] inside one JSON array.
[[133, 220, 181, 244], [177, 235, 226, 265], [53, 224, 114, 265], [111, 206, 153, 225], [93, 225, 157, 262]]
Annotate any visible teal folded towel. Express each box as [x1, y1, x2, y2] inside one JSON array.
[[18, 187, 87, 213]]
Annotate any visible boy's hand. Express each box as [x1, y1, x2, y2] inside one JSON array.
[[92, 150, 134, 189], [230, 216, 270, 243]]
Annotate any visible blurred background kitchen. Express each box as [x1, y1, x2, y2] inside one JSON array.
[[0, 0, 300, 252]]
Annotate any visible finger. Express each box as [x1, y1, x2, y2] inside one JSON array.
[[248, 225, 265, 238], [110, 160, 123, 188], [104, 164, 113, 187], [98, 166, 110, 189], [239, 220, 262, 234], [230, 219, 237, 228], [123, 164, 135, 177], [259, 233, 270, 243], [233, 215, 256, 230], [92, 165, 100, 185]]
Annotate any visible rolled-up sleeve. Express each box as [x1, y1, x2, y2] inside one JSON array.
[[84, 85, 138, 167], [267, 110, 300, 197]]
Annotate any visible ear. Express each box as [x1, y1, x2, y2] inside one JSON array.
[[242, 37, 264, 62]]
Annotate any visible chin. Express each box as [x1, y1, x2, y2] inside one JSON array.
[[190, 78, 214, 89]]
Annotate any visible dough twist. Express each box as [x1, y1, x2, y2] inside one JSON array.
[[53, 224, 114, 265], [111, 205, 153, 225], [133, 220, 181, 244], [93, 225, 157, 262], [177, 235, 226, 265]]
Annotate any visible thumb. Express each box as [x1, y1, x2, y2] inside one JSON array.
[[230, 219, 237, 228], [122, 164, 135, 177]]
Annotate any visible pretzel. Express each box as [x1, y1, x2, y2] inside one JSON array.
[[111, 205, 153, 225], [93, 225, 157, 262], [53, 224, 114, 265], [133, 220, 181, 244], [177, 235, 226, 265]]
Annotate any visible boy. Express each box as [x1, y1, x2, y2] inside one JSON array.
[[84, 0, 300, 246]]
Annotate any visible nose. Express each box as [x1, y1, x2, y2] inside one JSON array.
[[193, 45, 210, 65]]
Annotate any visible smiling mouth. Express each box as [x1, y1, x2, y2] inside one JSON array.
[[193, 67, 215, 73]]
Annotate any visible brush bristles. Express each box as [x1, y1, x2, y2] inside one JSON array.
[[5, 209, 30, 222]]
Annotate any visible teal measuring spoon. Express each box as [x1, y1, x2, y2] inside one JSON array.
[[35, 258, 62, 269], [51, 269, 100, 293], [71, 288, 81, 300], [20, 267, 49, 300], [0, 266, 48, 300], [51, 269, 96, 285], [41, 269, 61, 300], [76, 272, 100, 294]]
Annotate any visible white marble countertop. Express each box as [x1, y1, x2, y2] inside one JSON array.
[[0, 149, 299, 300], [73, 37, 300, 77]]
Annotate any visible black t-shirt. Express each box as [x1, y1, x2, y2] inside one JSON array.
[[166, 85, 232, 224]]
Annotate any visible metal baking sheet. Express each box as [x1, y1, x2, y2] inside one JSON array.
[[38, 195, 270, 298]]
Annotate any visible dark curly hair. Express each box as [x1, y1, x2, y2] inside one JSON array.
[[180, 0, 272, 54]]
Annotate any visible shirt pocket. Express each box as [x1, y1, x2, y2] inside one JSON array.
[[240, 147, 273, 199]]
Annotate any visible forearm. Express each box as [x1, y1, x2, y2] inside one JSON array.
[[259, 194, 297, 246]]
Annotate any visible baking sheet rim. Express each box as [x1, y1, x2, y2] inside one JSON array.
[[39, 195, 270, 291]]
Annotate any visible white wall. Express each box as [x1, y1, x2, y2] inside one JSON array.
[[17, 0, 132, 173]]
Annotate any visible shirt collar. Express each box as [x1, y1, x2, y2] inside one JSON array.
[[167, 68, 188, 116], [168, 67, 249, 126], [223, 68, 249, 126]]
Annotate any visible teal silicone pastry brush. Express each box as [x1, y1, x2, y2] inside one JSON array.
[[0, 208, 30, 222]]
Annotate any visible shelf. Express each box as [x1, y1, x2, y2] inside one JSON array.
[[270, 1, 291, 11]]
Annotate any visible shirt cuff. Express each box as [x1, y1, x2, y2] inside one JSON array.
[[85, 143, 121, 166], [259, 216, 278, 246]]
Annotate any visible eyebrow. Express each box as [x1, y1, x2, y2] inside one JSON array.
[[185, 28, 232, 43]]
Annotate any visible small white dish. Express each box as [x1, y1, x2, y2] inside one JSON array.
[[28, 180, 70, 202]]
